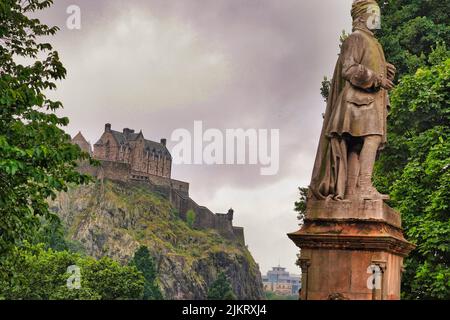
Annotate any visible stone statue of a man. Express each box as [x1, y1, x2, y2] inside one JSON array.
[[309, 0, 396, 201]]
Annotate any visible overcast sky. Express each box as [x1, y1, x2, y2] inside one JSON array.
[[41, 0, 354, 275]]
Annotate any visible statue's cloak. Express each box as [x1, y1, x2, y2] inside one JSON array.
[[309, 56, 348, 200]]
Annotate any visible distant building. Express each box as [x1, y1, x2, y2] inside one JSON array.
[[262, 266, 301, 296]]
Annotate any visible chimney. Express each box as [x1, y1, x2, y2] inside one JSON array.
[[105, 123, 111, 132], [160, 138, 167, 146], [123, 128, 135, 135]]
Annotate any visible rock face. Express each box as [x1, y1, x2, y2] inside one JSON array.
[[50, 180, 264, 300]]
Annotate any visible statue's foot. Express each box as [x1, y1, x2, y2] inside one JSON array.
[[360, 186, 390, 200]]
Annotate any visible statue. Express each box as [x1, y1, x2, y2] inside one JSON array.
[[289, 1, 415, 301], [309, 0, 396, 201]]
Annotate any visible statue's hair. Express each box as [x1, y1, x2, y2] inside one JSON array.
[[352, 0, 377, 4]]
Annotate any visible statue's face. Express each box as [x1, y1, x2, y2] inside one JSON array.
[[366, 4, 381, 30]]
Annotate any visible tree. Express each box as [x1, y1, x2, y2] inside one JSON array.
[[372, 0, 449, 299], [207, 272, 236, 300], [0, 0, 92, 258], [373, 56, 449, 299], [320, 77, 331, 102], [129, 246, 163, 300], [0, 243, 145, 300], [294, 187, 309, 224], [377, 0, 450, 77]]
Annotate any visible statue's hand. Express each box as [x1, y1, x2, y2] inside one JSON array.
[[381, 77, 395, 91], [387, 63, 396, 81]]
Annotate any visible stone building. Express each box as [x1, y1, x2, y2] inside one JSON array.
[[72, 131, 92, 155], [262, 266, 301, 296], [93, 123, 171, 178]]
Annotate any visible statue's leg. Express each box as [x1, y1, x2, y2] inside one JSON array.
[[359, 135, 389, 200], [345, 150, 360, 199]]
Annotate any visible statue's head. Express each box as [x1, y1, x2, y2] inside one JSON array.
[[351, 0, 381, 31]]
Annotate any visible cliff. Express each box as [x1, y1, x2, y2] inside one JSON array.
[[50, 179, 264, 300]]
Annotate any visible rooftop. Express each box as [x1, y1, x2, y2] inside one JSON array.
[[95, 124, 171, 158]]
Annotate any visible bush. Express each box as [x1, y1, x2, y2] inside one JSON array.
[[0, 243, 145, 300]]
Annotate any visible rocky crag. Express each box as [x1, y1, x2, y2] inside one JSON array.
[[50, 179, 264, 300]]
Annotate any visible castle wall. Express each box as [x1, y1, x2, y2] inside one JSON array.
[[233, 227, 245, 246], [76, 160, 99, 177], [169, 189, 237, 240], [131, 170, 189, 194], [171, 179, 189, 195], [194, 205, 216, 230], [214, 214, 235, 239]]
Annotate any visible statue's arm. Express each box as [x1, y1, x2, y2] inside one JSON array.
[[341, 35, 381, 91]]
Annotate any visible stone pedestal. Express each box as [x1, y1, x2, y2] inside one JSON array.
[[288, 199, 415, 300]]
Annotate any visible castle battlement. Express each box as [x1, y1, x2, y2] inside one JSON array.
[[72, 124, 245, 244]]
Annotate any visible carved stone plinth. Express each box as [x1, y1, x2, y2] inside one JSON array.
[[288, 199, 415, 300]]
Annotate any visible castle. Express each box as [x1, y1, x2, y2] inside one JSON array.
[[72, 124, 245, 244]]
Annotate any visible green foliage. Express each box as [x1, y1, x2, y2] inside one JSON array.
[[129, 246, 163, 300], [207, 272, 236, 300], [374, 58, 450, 299], [264, 291, 298, 300], [339, 30, 349, 49], [294, 187, 309, 224], [389, 57, 449, 135], [320, 77, 331, 102], [0, 243, 144, 300], [377, 0, 450, 77], [186, 209, 196, 228], [0, 0, 92, 257]]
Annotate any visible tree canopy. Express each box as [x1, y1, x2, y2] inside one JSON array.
[[373, 55, 449, 299], [377, 0, 450, 77], [207, 272, 236, 300], [129, 246, 163, 300], [372, 0, 449, 299], [0, 243, 145, 300], [0, 0, 91, 258]]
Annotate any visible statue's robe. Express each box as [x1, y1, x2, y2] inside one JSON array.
[[309, 27, 389, 200]]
